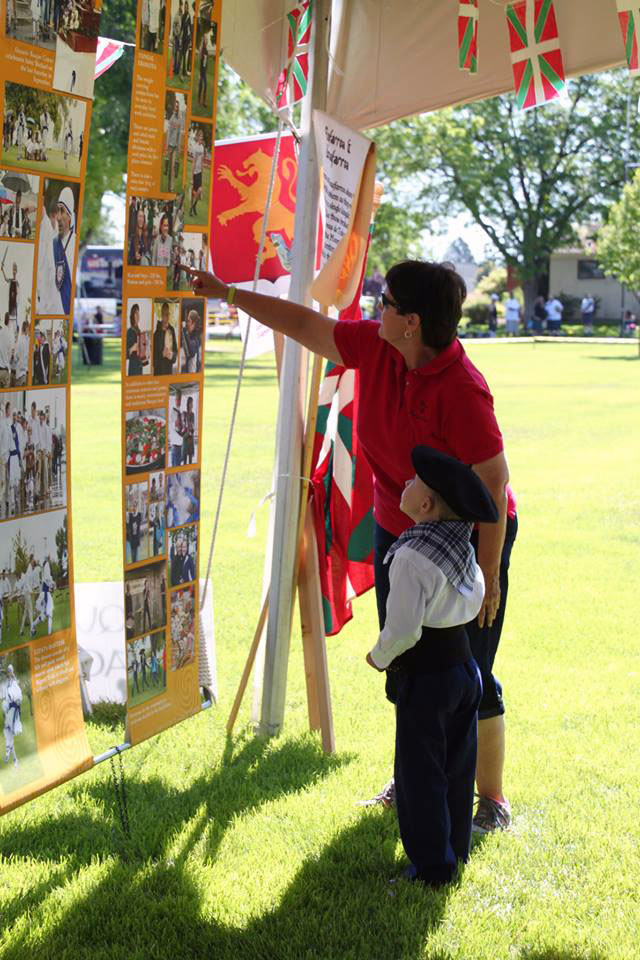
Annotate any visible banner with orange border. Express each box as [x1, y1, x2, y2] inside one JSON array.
[[0, 0, 102, 815], [121, 0, 220, 746]]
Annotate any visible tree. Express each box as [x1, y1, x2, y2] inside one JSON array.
[[369, 70, 640, 319], [597, 169, 640, 299]]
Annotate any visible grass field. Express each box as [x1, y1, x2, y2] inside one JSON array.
[[2, 146, 81, 179], [0, 338, 639, 958]]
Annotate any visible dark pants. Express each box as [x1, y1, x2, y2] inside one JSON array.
[[391, 663, 482, 884]]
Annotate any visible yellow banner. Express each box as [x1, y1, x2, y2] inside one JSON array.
[[121, 0, 221, 746], [0, 0, 102, 815]]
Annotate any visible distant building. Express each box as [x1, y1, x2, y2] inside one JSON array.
[[549, 248, 638, 320], [443, 239, 478, 294]]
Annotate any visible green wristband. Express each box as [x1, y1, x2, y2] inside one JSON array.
[[226, 285, 236, 306]]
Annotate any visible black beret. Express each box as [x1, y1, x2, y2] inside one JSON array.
[[411, 445, 499, 523]]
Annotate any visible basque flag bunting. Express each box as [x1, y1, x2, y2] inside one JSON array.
[[617, 1, 640, 76], [506, 0, 566, 110], [458, 0, 479, 74]]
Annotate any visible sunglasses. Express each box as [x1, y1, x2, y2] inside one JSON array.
[[379, 291, 405, 313]]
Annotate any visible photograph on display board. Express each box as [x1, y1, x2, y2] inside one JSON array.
[[1, 318, 30, 388], [124, 559, 167, 640], [125, 480, 150, 565], [139, 0, 166, 54], [166, 468, 199, 528], [179, 298, 203, 373], [167, 0, 196, 91], [170, 583, 195, 670], [127, 195, 184, 268], [127, 630, 167, 707], [0, 388, 67, 521], [32, 317, 69, 385], [0, 169, 38, 240], [184, 122, 212, 228], [36, 178, 80, 317], [1, 84, 87, 179], [0, 648, 43, 797], [148, 496, 165, 557], [161, 91, 187, 195], [0, 240, 34, 368], [3, 0, 56, 50], [167, 231, 208, 291], [151, 298, 179, 375], [191, 13, 217, 118], [168, 523, 197, 587], [0, 509, 70, 653], [168, 381, 199, 467], [125, 298, 152, 376], [125, 407, 167, 476], [52, 0, 101, 99]]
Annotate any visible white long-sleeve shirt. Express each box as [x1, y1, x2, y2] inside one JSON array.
[[369, 545, 485, 670]]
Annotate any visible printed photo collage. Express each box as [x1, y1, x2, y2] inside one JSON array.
[[126, 0, 219, 290], [123, 378, 202, 709]]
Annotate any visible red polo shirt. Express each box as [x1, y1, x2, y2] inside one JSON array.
[[334, 320, 516, 536]]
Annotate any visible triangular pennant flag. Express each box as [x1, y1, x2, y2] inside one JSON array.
[[275, 1, 313, 108], [458, 0, 479, 74], [616, 2, 640, 76], [506, 0, 566, 110], [95, 37, 125, 79]]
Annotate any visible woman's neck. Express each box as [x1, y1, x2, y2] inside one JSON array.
[[402, 338, 440, 370]]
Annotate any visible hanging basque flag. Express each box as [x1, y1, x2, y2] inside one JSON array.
[[458, 0, 479, 74], [94, 37, 125, 79], [506, 0, 566, 110], [616, 2, 640, 76], [275, 0, 312, 108]]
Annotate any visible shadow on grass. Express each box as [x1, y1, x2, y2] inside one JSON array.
[[590, 354, 640, 362], [522, 951, 608, 960]]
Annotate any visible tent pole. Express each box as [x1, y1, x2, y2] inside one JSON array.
[[259, 0, 330, 736]]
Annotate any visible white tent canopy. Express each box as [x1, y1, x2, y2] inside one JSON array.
[[221, 0, 627, 129]]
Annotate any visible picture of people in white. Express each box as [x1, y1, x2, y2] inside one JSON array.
[[169, 524, 197, 587], [185, 123, 212, 227], [125, 408, 167, 475], [170, 583, 195, 670], [0, 389, 66, 520], [149, 498, 165, 558], [52, 0, 101, 99], [2, 84, 86, 178], [125, 480, 150, 565], [32, 318, 67, 385], [0, 241, 34, 374], [179, 298, 203, 373], [166, 469, 199, 528], [50, 317, 69, 383], [168, 382, 199, 467], [0, 648, 42, 795], [0, 509, 70, 651], [139, 0, 165, 54], [1, 317, 30, 388], [192, 15, 217, 118], [0, 170, 38, 240], [125, 299, 152, 377], [36, 179, 79, 317], [152, 299, 179, 376], [4, 0, 56, 50], [124, 559, 167, 641], [127, 630, 166, 708], [167, 0, 195, 90], [168, 230, 208, 292], [161, 91, 187, 194]]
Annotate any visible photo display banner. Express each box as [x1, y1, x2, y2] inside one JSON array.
[[122, 0, 221, 746], [0, 0, 101, 815]]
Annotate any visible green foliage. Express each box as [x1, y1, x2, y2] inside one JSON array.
[[5, 84, 69, 139], [11, 530, 29, 577], [476, 266, 508, 298], [461, 289, 491, 324], [215, 60, 278, 139], [597, 169, 640, 297], [556, 291, 581, 322], [370, 201, 427, 272], [370, 71, 640, 315]]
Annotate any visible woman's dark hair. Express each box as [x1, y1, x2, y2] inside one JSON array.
[[385, 260, 466, 350]]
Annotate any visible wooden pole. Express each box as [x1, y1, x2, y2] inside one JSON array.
[[259, 0, 330, 737], [227, 589, 269, 735]]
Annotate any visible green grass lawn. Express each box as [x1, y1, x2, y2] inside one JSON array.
[[0, 589, 71, 652], [0, 338, 639, 958], [2, 145, 81, 178]]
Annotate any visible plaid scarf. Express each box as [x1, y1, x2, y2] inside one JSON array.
[[385, 520, 476, 594]]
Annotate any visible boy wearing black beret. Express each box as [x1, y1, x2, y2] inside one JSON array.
[[366, 445, 499, 887]]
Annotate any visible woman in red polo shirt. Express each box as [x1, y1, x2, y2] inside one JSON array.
[[188, 260, 517, 834]]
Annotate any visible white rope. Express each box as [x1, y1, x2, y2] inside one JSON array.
[[200, 117, 285, 608]]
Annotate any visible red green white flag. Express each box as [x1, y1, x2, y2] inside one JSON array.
[[458, 0, 479, 74], [276, 1, 313, 109], [616, 2, 640, 76], [506, 0, 566, 110]]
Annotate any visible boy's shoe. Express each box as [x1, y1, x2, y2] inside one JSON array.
[[472, 795, 511, 833], [358, 776, 396, 808]]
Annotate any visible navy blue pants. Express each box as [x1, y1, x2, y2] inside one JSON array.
[[389, 664, 482, 884]]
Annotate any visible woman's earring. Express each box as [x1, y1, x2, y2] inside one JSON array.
[[404, 329, 413, 340]]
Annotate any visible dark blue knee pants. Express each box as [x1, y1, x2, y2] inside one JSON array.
[[390, 663, 482, 884]]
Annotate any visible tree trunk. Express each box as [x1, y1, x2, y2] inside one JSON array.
[[522, 275, 540, 331]]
